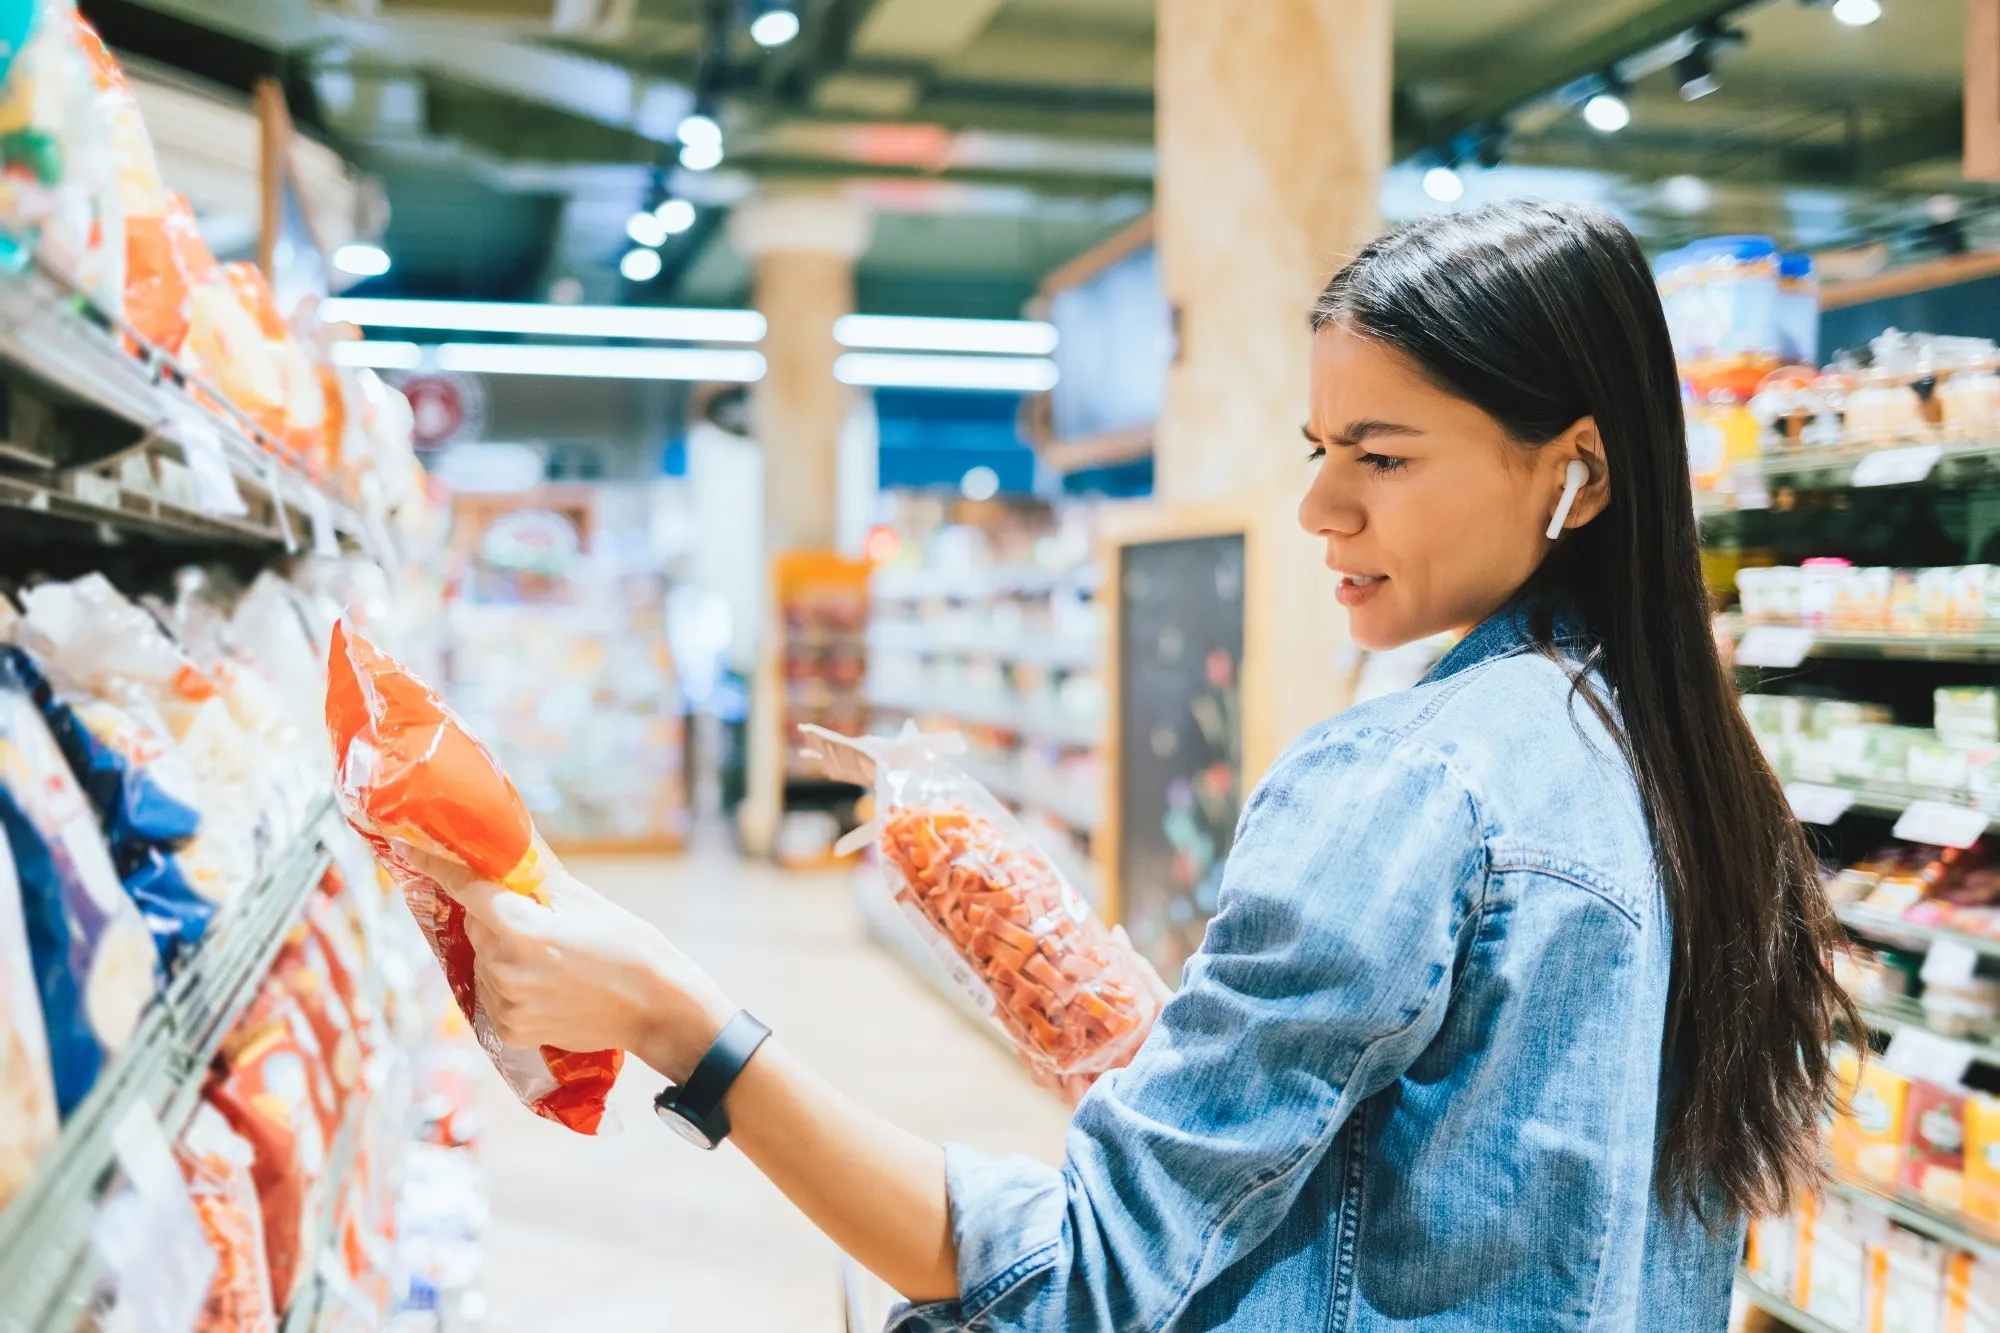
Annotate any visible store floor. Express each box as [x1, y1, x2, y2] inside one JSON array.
[[474, 835, 1072, 1332]]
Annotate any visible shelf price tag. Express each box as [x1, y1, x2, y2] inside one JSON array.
[[1737, 625, 1815, 669], [298, 484, 340, 558], [1852, 443, 1943, 489], [1921, 937, 1983, 987], [1883, 1025, 1978, 1088], [1786, 782, 1854, 826], [162, 405, 246, 517], [1894, 799, 1991, 849]]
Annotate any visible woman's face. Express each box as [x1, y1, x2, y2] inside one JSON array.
[[1298, 322, 1603, 652]]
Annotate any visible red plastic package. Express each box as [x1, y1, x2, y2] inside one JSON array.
[[175, 1101, 278, 1333], [806, 725, 1163, 1082], [272, 929, 363, 1128], [324, 620, 621, 1134], [208, 982, 333, 1309]]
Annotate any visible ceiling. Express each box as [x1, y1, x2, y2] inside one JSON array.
[[80, 0, 1984, 314]]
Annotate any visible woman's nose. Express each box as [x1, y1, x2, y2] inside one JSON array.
[[1298, 465, 1364, 538]]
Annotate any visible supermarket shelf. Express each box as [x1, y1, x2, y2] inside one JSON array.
[[867, 621, 1100, 671], [869, 565, 1086, 602], [0, 796, 337, 1333], [1788, 777, 1996, 828], [866, 685, 1101, 749], [1719, 616, 2000, 664], [1825, 1173, 2000, 1263], [1838, 902, 2000, 960], [0, 263, 370, 559], [959, 755, 1102, 832], [1700, 441, 2000, 511], [1736, 1273, 1844, 1333]]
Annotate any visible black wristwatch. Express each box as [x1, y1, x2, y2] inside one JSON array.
[[653, 1010, 771, 1149]]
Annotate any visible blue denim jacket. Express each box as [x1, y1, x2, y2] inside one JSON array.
[[892, 606, 1742, 1332]]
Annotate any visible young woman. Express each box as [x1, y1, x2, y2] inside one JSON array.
[[443, 200, 1854, 1330]]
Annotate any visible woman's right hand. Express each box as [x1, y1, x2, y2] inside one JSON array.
[[440, 863, 737, 1083]]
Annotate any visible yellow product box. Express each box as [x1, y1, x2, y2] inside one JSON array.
[[1805, 1194, 1879, 1330], [1746, 1209, 1800, 1300], [1964, 1094, 2000, 1227], [1831, 1052, 1911, 1188]]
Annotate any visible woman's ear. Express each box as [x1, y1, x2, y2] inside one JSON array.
[[1555, 416, 1611, 530]]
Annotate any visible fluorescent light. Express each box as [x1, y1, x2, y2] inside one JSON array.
[[627, 211, 669, 247], [834, 353, 1059, 392], [834, 315, 1059, 356], [657, 199, 697, 235], [620, 247, 663, 282], [1831, 0, 1881, 23], [1583, 92, 1630, 133], [749, 9, 799, 46], [678, 113, 721, 149], [331, 340, 422, 370], [1421, 166, 1464, 203], [318, 297, 765, 343], [332, 242, 391, 277], [679, 139, 724, 172], [434, 343, 766, 382]]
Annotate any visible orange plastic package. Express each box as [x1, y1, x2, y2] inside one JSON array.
[[221, 261, 329, 469], [324, 621, 621, 1134], [807, 725, 1162, 1082], [175, 1101, 278, 1333]]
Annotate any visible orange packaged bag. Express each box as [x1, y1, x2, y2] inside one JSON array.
[[807, 725, 1163, 1083], [324, 621, 621, 1134], [176, 1101, 278, 1333]]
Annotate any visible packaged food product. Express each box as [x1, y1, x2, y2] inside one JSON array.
[[178, 226, 285, 431], [221, 261, 327, 463], [1948, 1251, 2000, 1332], [1941, 689, 2000, 748], [175, 1100, 278, 1333], [0, 662, 157, 1114], [1904, 1081, 1967, 1214], [208, 981, 333, 1309], [324, 621, 621, 1134], [0, 822, 58, 1207], [1803, 1192, 1879, 1328], [1745, 1210, 1799, 1304], [1867, 1224, 1948, 1333], [272, 928, 363, 1128], [1831, 1048, 1910, 1187], [807, 724, 1162, 1080], [1965, 1093, 2000, 1227]]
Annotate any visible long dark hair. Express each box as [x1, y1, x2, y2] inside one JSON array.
[[1312, 199, 1852, 1224]]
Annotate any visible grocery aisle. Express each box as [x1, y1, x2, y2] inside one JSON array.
[[476, 837, 1072, 1333]]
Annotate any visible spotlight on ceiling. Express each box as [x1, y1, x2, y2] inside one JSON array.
[[1422, 166, 1465, 203], [626, 210, 669, 248], [656, 199, 698, 235], [677, 113, 722, 150], [1583, 90, 1631, 133], [619, 248, 663, 282], [679, 138, 724, 172], [1830, 0, 1882, 24], [750, 7, 800, 47], [1675, 48, 1719, 100], [332, 243, 391, 277]]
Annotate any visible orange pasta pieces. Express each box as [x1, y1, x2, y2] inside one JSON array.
[[881, 802, 1158, 1078]]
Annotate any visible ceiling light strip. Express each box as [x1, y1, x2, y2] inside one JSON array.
[[321, 298, 767, 344], [433, 343, 767, 382], [833, 353, 1059, 393], [834, 314, 1059, 357], [331, 340, 423, 370]]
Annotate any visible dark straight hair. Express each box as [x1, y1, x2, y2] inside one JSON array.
[[1312, 199, 1853, 1225]]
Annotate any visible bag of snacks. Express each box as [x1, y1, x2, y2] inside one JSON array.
[[208, 980, 333, 1309], [176, 1100, 278, 1333], [324, 620, 622, 1134], [0, 661, 157, 1115], [0, 824, 59, 1207], [806, 724, 1162, 1082]]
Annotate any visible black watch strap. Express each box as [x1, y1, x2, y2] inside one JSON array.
[[663, 1010, 770, 1141]]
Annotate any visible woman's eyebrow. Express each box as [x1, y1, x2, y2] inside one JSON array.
[[1301, 420, 1426, 447]]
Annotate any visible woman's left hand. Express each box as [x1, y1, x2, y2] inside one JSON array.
[[441, 863, 736, 1083]]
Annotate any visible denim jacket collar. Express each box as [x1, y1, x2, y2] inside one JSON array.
[[1421, 598, 1590, 686]]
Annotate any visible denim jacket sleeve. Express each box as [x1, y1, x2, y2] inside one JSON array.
[[888, 727, 1490, 1333]]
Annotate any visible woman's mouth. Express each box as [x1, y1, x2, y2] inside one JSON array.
[[1334, 572, 1387, 608]]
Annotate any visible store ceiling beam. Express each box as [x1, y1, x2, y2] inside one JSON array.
[[763, 0, 878, 106], [1422, 0, 1771, 147], [722, 151, 1154, 200]]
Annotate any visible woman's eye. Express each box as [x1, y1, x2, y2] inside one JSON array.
[[1305, 446, 1326, 462], [1359, 452, 1407, 474]]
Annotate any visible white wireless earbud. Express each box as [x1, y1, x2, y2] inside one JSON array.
[[1545, 459, 1589, 540]]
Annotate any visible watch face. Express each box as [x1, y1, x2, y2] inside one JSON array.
[[655, 1099, 718, 1149]]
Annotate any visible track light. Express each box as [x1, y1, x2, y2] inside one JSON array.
[[1830, 0, 1881, 24], [1583, 91, 1630, 133], [1675, 48, 1718, 100], [750, 8, 799, 46], [656, 199, 697, 235]]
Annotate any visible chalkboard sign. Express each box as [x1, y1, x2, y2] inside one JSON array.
[[1116, 533, 1246, 977]]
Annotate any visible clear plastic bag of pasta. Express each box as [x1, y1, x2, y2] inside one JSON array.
[[805, 724, 1163, 1082]]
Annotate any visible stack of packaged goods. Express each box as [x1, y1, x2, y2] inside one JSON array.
[[1742, 688, 2000, 811], [0, 554, 489, 1330], [1749, 331, 2000, 459], [1737, 562, 2000, 637], [0, 0, 423, 528]]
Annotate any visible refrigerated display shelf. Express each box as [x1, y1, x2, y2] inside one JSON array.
[[1699, 441, 2000, 513], [0, 796, 337, 1333], [1735, 1273, 1845, 1333], [866, 687, 1102, 749], [1720, 616, 2000, 664], [867, 621, 1101, 671], [870, 565, 1080, 602], [1825, 1173, 2000, 1263], [1838, 903, 2000, 960]]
